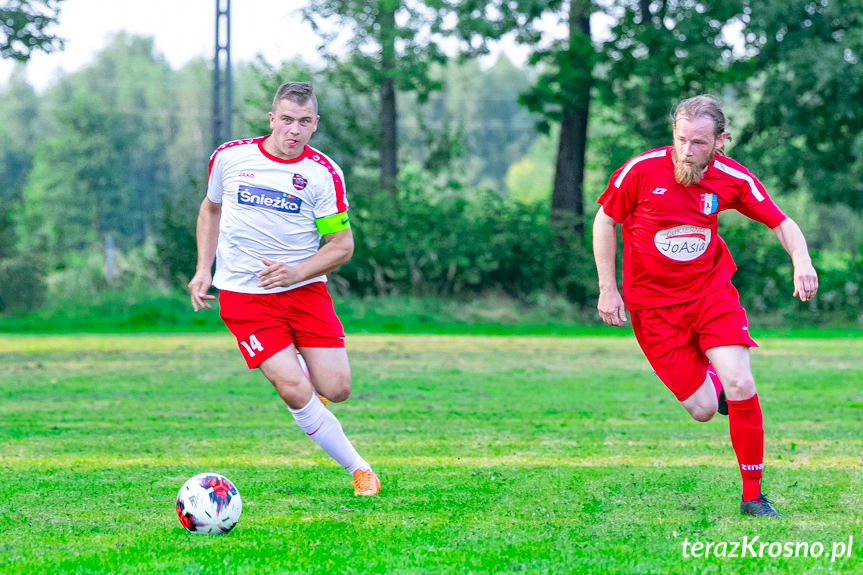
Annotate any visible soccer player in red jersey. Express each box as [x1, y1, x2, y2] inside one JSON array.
[[188, 82, 380, 496], [593, 94, 818, 517]]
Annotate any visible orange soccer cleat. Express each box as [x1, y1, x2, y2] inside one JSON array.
[[351, 468, 381, 496]]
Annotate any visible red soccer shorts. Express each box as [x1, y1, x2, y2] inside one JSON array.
[[629, 283, 758, 402], [218, 282, 345, 369]]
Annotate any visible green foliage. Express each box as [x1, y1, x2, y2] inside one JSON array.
[[599, 0, 747, 147], [467, 57, 539, 185], [1, 10, 862, 331], [301, 0, 450, 190], [0, 333, 860, 573], [19, 90, 127, 256], [0, 255, 46, 312], [519, 0, 594, 130], [337, 293, 602, 334], [0, 208, 14, 260], [238, 57, 374, 177], [0, 0, 64, 61], [720, 194, 863, 326], [300, 0, 532, 190], [400, 56, 538, 188], [340, 163, 596, 303], [0, 66, 37, 205], [0, 244, 226, 331], [16, 33, 180, 264], [503, 1, 595, 236], [506, 128, 557, 203], [154, 180, 202, 288], [736, 0, 863, 209], [164, 58, 212, 189]]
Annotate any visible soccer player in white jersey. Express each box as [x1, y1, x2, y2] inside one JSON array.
[[188, 82, 380, 496], [593, 95, 818, 516]]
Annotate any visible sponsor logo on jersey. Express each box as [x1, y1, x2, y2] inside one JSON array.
[[654, 225, 711, 262], [702, 192, 718, 215], [292, 173, 308, 190], [651, 187, 667, 195], [238, 185, 302, 213]]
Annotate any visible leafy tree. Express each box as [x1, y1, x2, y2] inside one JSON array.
[[459, 55, 537, 187], [397, 55, 536, 188], [600, 0, 747, 148], [237, 57, 372, 176], [0, 0, 64, 61], [301, 0, 518, 195], [0, 63, 45, 311], [0, 65, 37, 204], [518, 0, 595, 237], [735, 0, 863, 209], [0, 67, 36, 308], [440, 0, 599, 237], [301, 1, 515, 291], [154, 58, 216, 286], [506, 126, 557, 204], [19, 90, 126, 257], [164, 57, 212, 191], [17, 33, 179, 263], [0, 65, 38, 258], [302, 1, 446, 195]]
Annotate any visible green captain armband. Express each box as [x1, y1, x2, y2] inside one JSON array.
[[315, 211, 351, 235]]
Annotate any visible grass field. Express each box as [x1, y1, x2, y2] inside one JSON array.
[[0, 332, 860, 574]]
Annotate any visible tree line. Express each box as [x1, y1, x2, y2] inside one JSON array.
[[0, 0, 861, 325]]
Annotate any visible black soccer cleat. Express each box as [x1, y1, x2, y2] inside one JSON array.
[[717, 388, 728, 416], [741, 494, 783, 517]]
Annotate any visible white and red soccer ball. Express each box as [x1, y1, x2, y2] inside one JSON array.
[[176, 473, 242, 534]]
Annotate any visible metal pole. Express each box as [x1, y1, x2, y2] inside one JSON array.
[[213, 0, 232, 148]]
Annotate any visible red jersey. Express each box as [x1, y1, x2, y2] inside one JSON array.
[[597, 146, 787, 309]]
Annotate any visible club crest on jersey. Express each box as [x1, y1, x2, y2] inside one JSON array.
[[702, 193, 718, 215], [292, 173, 308, 190], [654, 225, 711, 262], [238, 185, 302, 213]]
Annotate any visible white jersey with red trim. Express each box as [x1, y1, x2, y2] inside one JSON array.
[[206, 136, 348, 294]]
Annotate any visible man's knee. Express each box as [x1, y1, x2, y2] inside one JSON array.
[[322, 372, 352, 403], [687, 403, 717, 422], [723, 373, 756, 400], [681, 377, 718, 422], [269, 373, 311, 406]]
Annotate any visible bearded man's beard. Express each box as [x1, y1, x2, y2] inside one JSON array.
[[673, 150, 713, 186]]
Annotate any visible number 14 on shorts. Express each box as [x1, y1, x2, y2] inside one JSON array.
[[240, 334, 264, 357]]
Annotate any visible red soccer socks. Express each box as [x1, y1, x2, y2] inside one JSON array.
[[726, 393, 764, 501]]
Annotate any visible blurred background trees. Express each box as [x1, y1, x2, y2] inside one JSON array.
[[0, 0, 861, 325], [0, 0, 64, 61]]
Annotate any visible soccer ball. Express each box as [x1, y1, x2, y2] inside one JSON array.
[[176, 472, 242, 534]]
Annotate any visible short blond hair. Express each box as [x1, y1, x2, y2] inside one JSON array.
[[272, 82, 317, 114]]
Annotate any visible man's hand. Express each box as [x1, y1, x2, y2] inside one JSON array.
[[188, 272, 216, 311], [598, 289, 627, 327], [257, 259, 300, 289], [792, 261, 819, 302], [771, 217, 818, 302]]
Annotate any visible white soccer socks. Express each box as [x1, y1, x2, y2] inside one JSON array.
[[288, 392, 371, 474]]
